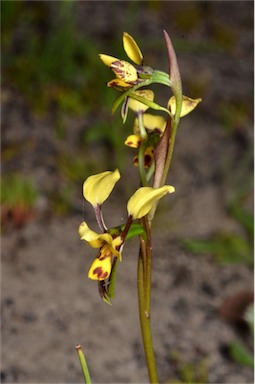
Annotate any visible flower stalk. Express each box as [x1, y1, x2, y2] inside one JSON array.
[[77, 30, 201, 383], [138, 240, 159, 383]]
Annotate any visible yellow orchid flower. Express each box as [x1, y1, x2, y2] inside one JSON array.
[[79, 221, 123, 281], [127, 185, 175, 220], [125, 114, 166, 149], [100, 33, 143, 68], [83, 169, 120, 207], [99, 54, 140, 88], [168, 95, 202, 117], [99, 33, 146, 89], [123, 32, 143, 65]]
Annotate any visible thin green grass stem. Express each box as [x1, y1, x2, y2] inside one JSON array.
[[75, 345, 92, 384]]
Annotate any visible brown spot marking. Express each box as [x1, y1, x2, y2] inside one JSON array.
[[153, 128, 162, 135], [144, 154, 153, 168], [111, 61, 124, 77], [93, 267, 109, 280]]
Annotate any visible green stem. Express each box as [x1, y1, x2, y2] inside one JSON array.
[[138, 141, 148, 187], [137, 112, 149, 187], [75, 345, 92, 384], [137, 111, 147, 139], [137, 217, 159, 383], [137, 245, 159, 383]]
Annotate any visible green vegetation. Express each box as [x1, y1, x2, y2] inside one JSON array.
[[182, 195, 253, 268], [1, 174, 37, 227], [2, 1, 110, 115], [228, 303, 254, 368], [167, 352, 208, 384]]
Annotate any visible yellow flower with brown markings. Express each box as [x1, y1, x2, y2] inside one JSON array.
[[79, 221, 123, 281], [99, 32, 145, 89]]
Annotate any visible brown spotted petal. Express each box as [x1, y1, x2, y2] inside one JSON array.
[[111, 60, 138, 84], [88, 244, 113, 281]]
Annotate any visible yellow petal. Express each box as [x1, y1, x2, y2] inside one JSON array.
[[83, 169, 120, 207], [99, 54, 119, 66], [111, 60, 138, 83], [78, 221, 112, 248], [168, 95, 202, 117], [124, 134, 141, 148], [128, 90, 154, 113], [88, 246, 112, 280], [127, 186, 175, 219], [133, 114, 166, 135], [107, 78, 132, 88], [123, 32, 143, 65]]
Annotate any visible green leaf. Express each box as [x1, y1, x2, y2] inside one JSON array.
[[151, 70, 172, 87], [182, 233, 253, 267], [229, 203, 254, 239], [109, 223, 147, 241], [126, 223, 147, 241], [229, 341, 254, 367], [111, 79, 150, 115], [128, 93, 172, 117], [108, 257, 119, 298]]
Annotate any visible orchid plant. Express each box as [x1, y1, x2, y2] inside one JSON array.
[[77, 31, 201, 383]]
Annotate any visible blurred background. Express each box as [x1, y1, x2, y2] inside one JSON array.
[[1, 1, 254, 383]]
